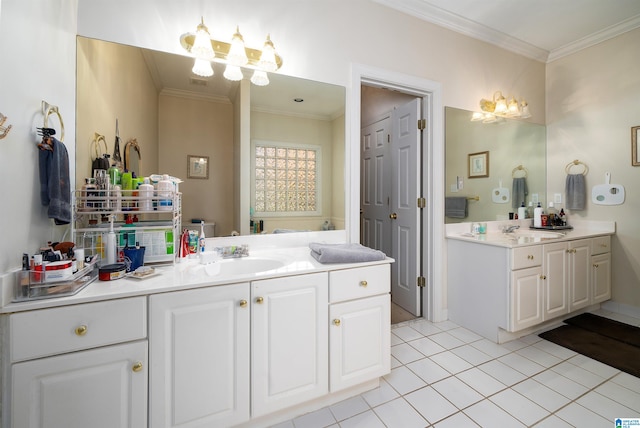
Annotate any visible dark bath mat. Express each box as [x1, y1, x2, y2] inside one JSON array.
[[539, 324, 640, 378], [564, 312, 640, 348]]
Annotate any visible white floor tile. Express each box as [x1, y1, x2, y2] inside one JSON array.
[[329, 396, 370, 422], [390, 332, 403, 346], [406, 357, 451, 384], [372, 397, 428, 428], [292, 407, 336, 428], [360, 378, 399, 408], [471, 338, 512, 358], [430, 350, 473, 374], [567, 354, 620, 379], [516, 345, 563, 368], [432, 376, 484, 409], [270, 420, 295, 428], [429, 331, 466, 349], [533, 370, 589, 400], [407, 337, 446, 356], [383, 366, 427, 395], [405, 386, 458, 424], [390, 355, 402, 369], [451, 344, 493, 366], [512, 378, 571, 412], [409, 319, 443, 336], [498, 352, 546, 376], [338, 410, 385, 428], [610, 372, 640, 394], [490, 388, 550, 426], [596, 380, 640, 412], [456, 367, 507, 396], [447, 327, 482, 344], [433, 320, 459, 331], [555, 402, 611, 428], [434, 411, 480, 427], [532, 414, 574, 427], [551, 361, 607, 388], [501, 338, 531, 352], [391, 325, 424, 342], [478, 359, 527, 386], [519, 333, 544, 345], [532, 339, 577, 360], [576, 391, 637, 422], [391, 343, 425, 364], [463, 399, 526, 427]]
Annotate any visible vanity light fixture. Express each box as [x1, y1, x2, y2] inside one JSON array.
[[472, 90, 531, 123], [180, 17, 283, 86]]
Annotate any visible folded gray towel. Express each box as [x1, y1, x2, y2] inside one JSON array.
[[445, 197, 468, 218], [512, 177, 528, 209], [309, 243, 386, 264], [565, 174, 586, 210]]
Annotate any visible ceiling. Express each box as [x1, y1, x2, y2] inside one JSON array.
[[374, 0, 640, 62]]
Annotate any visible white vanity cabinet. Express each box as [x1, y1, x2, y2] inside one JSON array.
[[6, 297, 148, 428], [148, 283, 250, 428], [448, 233, 612, 342], [328, 264, 390, 392], [251, 272, 329, 417]]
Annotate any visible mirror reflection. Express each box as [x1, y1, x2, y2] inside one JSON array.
[[76, 36, 345, 236], [445, 107, 546, 223]]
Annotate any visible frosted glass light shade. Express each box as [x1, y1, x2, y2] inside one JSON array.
[[192, 58, 213, 77], [251, 70, 269, 86], [258, 35, 278, 72], [223, 64, 244, 81], [227, 26, 249, 66], [191, 20, 215, 60]]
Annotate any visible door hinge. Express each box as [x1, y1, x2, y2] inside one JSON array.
[[387, 134, 390, 143], [418, 119, 426, 131], [417, 197, 426, 209], [417, 276, 426, 288]]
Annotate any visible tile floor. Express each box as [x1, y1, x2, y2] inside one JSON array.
[[274, 309, 640, 427]]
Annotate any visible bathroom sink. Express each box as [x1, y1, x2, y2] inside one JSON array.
[[204, 257, 287, 276], [510, 230, 565, 243]]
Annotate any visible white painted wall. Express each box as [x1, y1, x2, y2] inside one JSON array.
[[546, 27, 640, 310]]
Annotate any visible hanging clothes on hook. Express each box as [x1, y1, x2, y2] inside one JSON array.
[[113, 119, 122, 164], [37, 129, 71, 225]]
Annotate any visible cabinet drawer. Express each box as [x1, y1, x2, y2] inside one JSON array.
[[591, 236, 611, 255], [10, 297, 147, 362], [329, 264, 390, 303], [511, 246, 543, 270]]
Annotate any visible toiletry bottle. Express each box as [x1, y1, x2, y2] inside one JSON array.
[[199, 221, 206, 252], [157, 174, 173, 211], [547, 202, 557, 226], [138, 177, 154, 211], [105, 215, 117, 264], [517, 202, 526, 220], [559, 208, 567, 226], [533, 202, 543, 228]]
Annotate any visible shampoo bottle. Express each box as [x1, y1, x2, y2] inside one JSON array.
[[138, 177, 154, 211], [105, 215, 117, 264], [517, 202, 527, 220], [533, 202, 543, 228]]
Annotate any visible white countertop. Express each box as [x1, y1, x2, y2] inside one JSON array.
[[2, 245, 393, 314], [446, 220, 615, 248]]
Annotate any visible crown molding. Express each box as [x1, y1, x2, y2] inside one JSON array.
[[160, 88, 231, 104], [373, 0, 549, 62]]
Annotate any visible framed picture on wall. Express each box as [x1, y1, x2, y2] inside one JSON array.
[[187, 155, 209, 179], [468, 151, 489, 178], [632, 126, 639, 166]]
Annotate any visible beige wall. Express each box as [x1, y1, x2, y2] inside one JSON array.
[[159, 94, 235, 235], [76, 37, 159, 187], [546, 27, 640, 309]]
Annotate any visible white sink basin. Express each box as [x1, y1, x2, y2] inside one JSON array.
[[510, 230, 565, 243], [204, 257, 287, 276]]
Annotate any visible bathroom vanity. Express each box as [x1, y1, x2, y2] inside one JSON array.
[[0, 237, 391, 428], [446, 220, 614, 343]]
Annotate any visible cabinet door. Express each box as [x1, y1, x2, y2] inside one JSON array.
[[149, 283, 250, 428], [510, 266, 543, 331], [251, 272, 328, 417], [568, 239, 591, 312], [329, 294, 390, 391], [12, 341, 147, 428], [543, 242, 568, 320], [592, 253, 611, 303]]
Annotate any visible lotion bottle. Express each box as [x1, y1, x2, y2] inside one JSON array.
[[517, 202, 527, 220], [104, 215, 117, 264], [533, 202, 543, 228]]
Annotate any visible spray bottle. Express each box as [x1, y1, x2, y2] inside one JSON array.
[[104, 214, 117, 264]]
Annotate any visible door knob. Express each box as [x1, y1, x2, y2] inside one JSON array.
[[389, 213, 397, 219]]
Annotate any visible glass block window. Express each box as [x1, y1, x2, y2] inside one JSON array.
[[253, 142, 320, 215]]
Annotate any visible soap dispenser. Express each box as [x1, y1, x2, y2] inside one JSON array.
[[517, 202, 527, 220], [104, 215, 117, 264], [533, 202, 544, 228]]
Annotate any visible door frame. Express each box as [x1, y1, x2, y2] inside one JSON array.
[[348, 64, 446, 322]]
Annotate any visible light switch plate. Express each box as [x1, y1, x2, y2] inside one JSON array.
[[532, 193, 539, 203], [554, 193, 562, 204]]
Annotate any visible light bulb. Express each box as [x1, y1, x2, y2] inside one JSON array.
[[494, 92, 507, 114], [227, 26, 248, 66], [192, 58, 213, 77], [251, 70, 269, 86], [223, 64, 244, 81], [191, 18, 215, 60], [258, 34, 278, 72]]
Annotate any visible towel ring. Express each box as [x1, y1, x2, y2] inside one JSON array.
[[91, 132, 108, 160], [512, 165, 528, 178], [565, 159, 588, 175], [42, 101, 65, 142]]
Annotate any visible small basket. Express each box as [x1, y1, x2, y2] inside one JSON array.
[[14, 263, 98, 302]]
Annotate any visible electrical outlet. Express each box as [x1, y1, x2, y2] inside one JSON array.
[[532, 193, 539, 204], [554, 193, 562, 204]]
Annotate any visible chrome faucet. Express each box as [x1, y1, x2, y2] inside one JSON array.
[[503, 225, 520, 233]]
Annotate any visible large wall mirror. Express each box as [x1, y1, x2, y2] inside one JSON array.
[[76, 36, 345, 237], [445, 107, 546, 223]]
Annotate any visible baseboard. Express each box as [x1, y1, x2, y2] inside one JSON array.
[[601, 300, 640, 320]]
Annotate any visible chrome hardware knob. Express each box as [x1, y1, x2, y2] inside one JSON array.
[[75, 325, 88, 336], [256, 296, 264, 304], [360, 280, 368, 287], [389, 213, 397, 219], [239, 299, 248, 308], [132, 361, 143, 373], [333, 319, 341, 326]]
